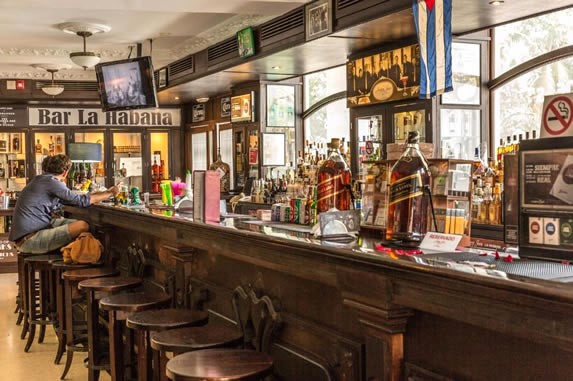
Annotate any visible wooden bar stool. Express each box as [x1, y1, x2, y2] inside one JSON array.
[[52, 260, 96, 365], [165, 287, 281, 381], [151, 313, 243, 381], [78, 276, 143, 381], [126, 309, 209, 381], [16, 252, 37, 339], [99, 292, 172, 381], [23, 253, 63, 352], [60, 267, 119, 380]]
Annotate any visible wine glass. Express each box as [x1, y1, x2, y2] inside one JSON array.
[[400, 76, 409, 95]]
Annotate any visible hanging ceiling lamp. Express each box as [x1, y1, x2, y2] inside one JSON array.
[[33, 63, 71, 96], [58, 22, 111, 69]]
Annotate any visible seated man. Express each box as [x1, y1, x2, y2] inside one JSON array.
[[9, 154, 120, 254]]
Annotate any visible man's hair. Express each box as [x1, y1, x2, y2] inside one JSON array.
[[44, 154, 72, 175]]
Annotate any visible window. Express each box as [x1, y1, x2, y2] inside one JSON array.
[[492, 8, 573, 149], [303, 66, 349, 148]]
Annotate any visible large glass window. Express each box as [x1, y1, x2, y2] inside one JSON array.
[[492, 7, 573, 148], [304, 98, 349, 147], [494, 8, 573, 77], [304, 66, 346, 109]]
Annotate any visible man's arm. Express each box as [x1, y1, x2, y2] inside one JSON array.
[[89, 184, 121, 205]]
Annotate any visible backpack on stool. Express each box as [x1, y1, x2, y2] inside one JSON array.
[[61, 232, 103, 264]]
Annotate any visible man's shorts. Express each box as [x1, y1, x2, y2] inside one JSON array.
[[18, 218, 77, 254]]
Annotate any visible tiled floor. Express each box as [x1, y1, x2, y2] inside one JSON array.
[[0, 272, 111, 380]]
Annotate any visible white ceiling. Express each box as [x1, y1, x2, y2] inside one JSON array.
[[0, 0, 310, 80]]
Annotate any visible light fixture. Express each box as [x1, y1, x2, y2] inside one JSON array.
[[58, 22, 111, 69], [489, 0, 504, 5], [196, 97, 209, 103], [42, 69, 64, 96], [33, 63, 71, 96]]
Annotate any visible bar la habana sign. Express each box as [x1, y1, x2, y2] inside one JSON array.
[[28, 107, 180, 127]]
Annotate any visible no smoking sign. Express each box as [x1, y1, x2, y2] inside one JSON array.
[[541, 94, 573, 137]]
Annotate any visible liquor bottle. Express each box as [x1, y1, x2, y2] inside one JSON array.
[[48, 135, 55, 155], [471, 183, 483, 223], [55, 135, 63, 153], [316, 138, 352, 213], [489, 183, 502, 225], [385, 131, 430, 245], [12, 134, 20, 153], [209, 148, 231, 193], [480, 183, 492, 223], [152, 159, 160, 193], [35, 139, 42, 154], [67, 163, 76, 189]]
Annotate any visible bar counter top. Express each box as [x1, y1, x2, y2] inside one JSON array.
[[66, 203, 573, 380]]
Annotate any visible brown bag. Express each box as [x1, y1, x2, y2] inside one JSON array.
[[61, 232, 103, 264]]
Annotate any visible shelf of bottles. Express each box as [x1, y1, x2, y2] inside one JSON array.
[[0, 132, 26, 192], [68, 132, 105, 192], [393, 110, 425, 143], [357, 115, 383, 178], [470, 131, 535, 229]]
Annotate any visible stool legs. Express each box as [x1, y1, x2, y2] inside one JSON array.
[[108, 310, 125, 381], [135, 329, 153, 381], [24, 261, 37, 352], [86, 289, 101, 381], [55, 269, 66, 364]]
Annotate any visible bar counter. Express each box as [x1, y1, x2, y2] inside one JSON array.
[[65, 203, 573, 381]]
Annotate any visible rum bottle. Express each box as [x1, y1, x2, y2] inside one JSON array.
[[35, 139, 42, 154], [385, 131, 430, 245], [317, 138, 352, 213]]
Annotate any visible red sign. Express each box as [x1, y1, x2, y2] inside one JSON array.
[[15, 80, 25, 90]]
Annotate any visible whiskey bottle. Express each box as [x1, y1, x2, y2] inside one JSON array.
[[209, 148, 231, 193], [55, 135, 63, 153], [317, 138, 352, 213], [35, 139, 42, 154], [12, 134, 20, 153], [385, 131, 430, 245], [48, 135, 55, 155]]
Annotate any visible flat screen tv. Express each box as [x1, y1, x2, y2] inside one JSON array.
[[95, 56, 158, 112]]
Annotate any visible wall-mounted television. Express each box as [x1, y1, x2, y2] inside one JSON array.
[[95, 56, 158, 112]]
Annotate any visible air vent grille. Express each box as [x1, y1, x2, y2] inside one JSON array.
[[34, 81, 98, 92], [168, 56, 194, 80], [207, 37, 239, 64], [337, 0, 363, 10], [260, 8, 304, 46]]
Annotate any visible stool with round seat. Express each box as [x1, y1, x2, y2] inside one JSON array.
[[150, 313, 243, 381], [51, 260, 97, 365], [60, 267, 119, 380], [99, 291, 172, 381], [78, 276, 143, 381], [23, 253, 63, 352], [165, 286, 281, 381], [126, 308, 209, 381]]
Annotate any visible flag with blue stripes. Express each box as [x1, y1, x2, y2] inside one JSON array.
[[412, 0, 453, 99]]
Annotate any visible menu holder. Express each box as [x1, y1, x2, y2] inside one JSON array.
[[193, 170, 220, 223]]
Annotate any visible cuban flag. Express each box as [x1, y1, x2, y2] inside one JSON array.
[[412, 0, 453, 99]]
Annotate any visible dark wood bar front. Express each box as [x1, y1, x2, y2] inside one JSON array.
[[66, 204, 573, 381]]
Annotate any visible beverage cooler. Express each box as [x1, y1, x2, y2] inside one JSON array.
[[519, 136, 573, 261]]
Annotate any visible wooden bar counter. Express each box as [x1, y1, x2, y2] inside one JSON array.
[[66, 204, 573, 381]]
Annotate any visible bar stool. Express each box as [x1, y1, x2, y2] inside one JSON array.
[[52, 260, 95, 365], [151, 313, 243, 381], [23, 253, 63, 352], [99, 291, 172, 381], [78, 276, 143, 381], [126, 308, 209, 381], [60, 267, 119, 380], [165, 286, 281, 381]]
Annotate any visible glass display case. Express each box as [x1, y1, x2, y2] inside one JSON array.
[[0, 131, 27, 192], [113, 131, 142, 191]]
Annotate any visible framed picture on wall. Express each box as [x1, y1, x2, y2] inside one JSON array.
[[0, 139, 7, 153], [10, 133, 21, 154], [346, 43, 420, 107], [237, 27, 255, 58], [305, 0, 333, 41], [266, 85, 295, 127], [157, 67, 168, 89], [231, 92, 254, 123], [262, 133, 285, 166]]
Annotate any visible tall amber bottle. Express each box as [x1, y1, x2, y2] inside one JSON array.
[[385, 131, 430, 245], [317, 138, 352, 213]]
